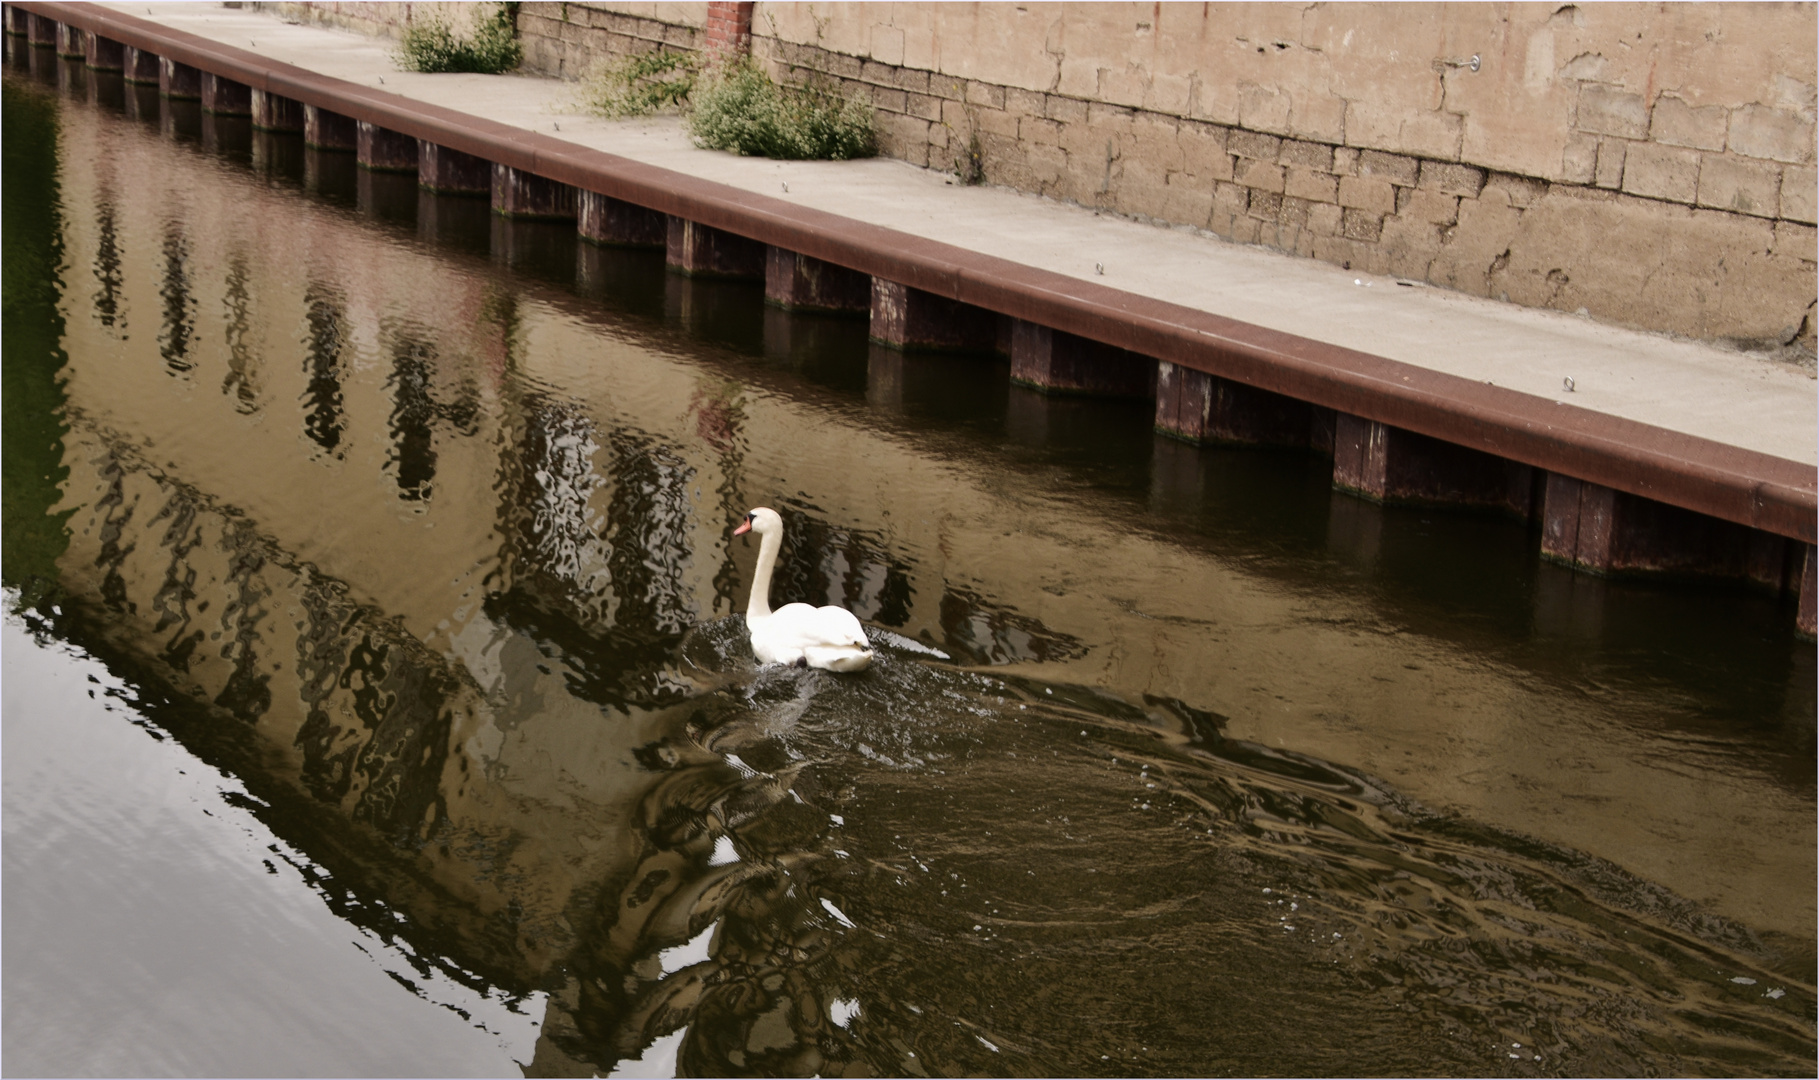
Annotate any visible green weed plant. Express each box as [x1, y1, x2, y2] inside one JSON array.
[[688, 60, 874, 161], [394, 4, 522, 75], [583, 46, 875, 162], [582, 50, 699, 117]]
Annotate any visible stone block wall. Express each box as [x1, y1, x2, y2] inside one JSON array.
[[516, 1, 705, 80], [253, 2, 482, 40], [743, 2, 1816, 356], [269, 1, 1819, 356], [256, 1, 708, 79]]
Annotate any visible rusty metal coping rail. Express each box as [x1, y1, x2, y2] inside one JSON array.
[[16, 0, 1817, 545]]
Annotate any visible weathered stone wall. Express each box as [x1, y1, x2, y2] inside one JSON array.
[[253, 1, 707, 72], [253, 2, 482, 40], [275, 1, 1819, 356], [516, 1, 707, 79], [743, 1, 1817, 355]]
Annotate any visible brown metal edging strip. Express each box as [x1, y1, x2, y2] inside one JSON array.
[[22, 0, 1816, 544]]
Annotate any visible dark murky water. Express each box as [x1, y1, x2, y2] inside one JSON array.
[[4, 47, 1814, 1078]]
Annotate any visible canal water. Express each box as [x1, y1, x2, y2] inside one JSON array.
[[4, 48, 1814, 1078]]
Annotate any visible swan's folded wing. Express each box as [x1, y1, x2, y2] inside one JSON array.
[[757, 605, 872, 671], [815, 605, 871, 647], [770, 603, 871, 648]]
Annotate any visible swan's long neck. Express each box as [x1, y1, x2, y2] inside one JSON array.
[[746, 527, 781, 623]]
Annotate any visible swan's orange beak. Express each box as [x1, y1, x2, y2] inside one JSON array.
[[732, 519, 752, 537]]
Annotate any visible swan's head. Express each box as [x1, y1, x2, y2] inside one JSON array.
[[732, 506, 783, 539]]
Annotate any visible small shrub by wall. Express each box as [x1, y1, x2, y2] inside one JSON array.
[[689, 60, 874, 160], [394, 4, 521, 74]]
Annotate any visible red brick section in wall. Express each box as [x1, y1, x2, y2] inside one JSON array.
[[702, 1, 751, 63]]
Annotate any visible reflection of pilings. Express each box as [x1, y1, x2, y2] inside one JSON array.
[[213, 519, 273, 723], [293, 575, 359, 804], [865, 345, 1008, 425], [148, 488, 204, 671], [90, 452, 138, 616], [1004, 383, 1151, 454], [575, 243, 668, 316], [85, 65, 123, 111], [1325, 488, 1384, 571], [91, 187, 124, 332], [1531, 560, 1606, 643], [200, 112, 252, 162], [54, 48, 84, 97], [417, 188, 493, 255], [221, 253, 259, 413], [300, 282, 348, 458], [758, 308, 871, 394], [382, 322, 481, 503], [356, 167, 418, 226], [303, 144, 357, 203], [490, 216, 577, 284], [26, 31, 54, 83], [663, 272, 765, 352], [157, 220, 195, 376], [159, 95, 199, 142], [124, 81, 157, 125], [387, 333, 440, 502], [251, 129, 305, 184], [1147, 433, 1332, 540]]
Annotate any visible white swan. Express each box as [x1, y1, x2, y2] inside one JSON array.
[[733, 507, 874, 672]]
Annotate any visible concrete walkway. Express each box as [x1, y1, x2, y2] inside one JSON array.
[[63, 2, 1811, 476]]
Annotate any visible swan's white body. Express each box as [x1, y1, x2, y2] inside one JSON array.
[[735, 508, 874, 672]]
